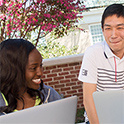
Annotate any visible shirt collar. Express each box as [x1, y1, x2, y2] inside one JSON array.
[[104, 41, 120, 59]]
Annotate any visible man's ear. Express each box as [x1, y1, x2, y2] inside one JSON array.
[[101, 26, 104, 32]]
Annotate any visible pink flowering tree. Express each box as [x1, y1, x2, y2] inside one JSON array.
[[0, 0, 85, 46]]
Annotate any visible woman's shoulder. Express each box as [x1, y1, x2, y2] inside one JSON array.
[[41, 83, 62, 102], [42, 84, 60, 96], [0, 92, 6, 107]]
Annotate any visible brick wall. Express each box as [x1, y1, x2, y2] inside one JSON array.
[[42, 53, 84, 109]]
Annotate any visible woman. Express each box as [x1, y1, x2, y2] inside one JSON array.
[[0, 39, 61, 115]]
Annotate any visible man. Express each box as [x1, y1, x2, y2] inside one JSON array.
[[78, 4, 124, 124]]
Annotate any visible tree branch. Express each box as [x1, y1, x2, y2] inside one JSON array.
[[35, 26, 42, 47]]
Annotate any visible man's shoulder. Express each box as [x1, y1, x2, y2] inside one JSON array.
[[84, 42, 104, 57], [87, 42, 104, 51]]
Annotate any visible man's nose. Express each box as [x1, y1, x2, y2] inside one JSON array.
[[111, 28, 117, 38]]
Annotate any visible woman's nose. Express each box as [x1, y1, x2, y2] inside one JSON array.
[[36, 67, 43, 76]]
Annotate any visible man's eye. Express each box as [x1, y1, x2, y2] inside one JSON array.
[[117, 27, 124, 30], [105, 28, 111, 30]]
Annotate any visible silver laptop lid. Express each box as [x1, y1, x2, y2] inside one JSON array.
[[0, 95, 77, 124], [93, 90, 124, 124]]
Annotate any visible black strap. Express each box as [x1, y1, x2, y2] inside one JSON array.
[[86, 121, 90, 124]]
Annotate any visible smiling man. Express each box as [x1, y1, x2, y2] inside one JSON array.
[[78, 4, 124, 124]]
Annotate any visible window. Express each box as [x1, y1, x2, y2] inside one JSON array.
[[84, 0, 124, 8], [89, 24, 104, 44]]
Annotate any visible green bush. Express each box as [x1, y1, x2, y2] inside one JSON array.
[[75, 108, 85, 123]]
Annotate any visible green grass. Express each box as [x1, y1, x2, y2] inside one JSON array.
[[75, 108, 85, 123]]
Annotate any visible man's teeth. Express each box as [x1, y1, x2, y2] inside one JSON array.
[[32, 79, 41, 83]]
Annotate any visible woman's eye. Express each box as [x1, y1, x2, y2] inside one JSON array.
[[30, 67, 36, 71], [33, 67, 36, 70], [40, 64, 43, 68]]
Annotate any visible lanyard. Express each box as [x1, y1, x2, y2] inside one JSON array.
[[104, 52, 117, 82]]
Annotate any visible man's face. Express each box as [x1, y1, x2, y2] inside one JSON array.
[[102, 15, 124, 59], [25, 49, 43, 90]]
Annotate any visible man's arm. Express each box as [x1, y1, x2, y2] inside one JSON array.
[[83, 82, 99, 124]]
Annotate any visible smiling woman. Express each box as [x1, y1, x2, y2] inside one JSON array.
[[25, 49, 43, 90], [0, 39, 61, 115]]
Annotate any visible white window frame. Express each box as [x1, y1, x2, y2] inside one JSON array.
[[89, 23, 104, 45]]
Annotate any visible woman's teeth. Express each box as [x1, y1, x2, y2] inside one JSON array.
[[32, 79, 41, 84]]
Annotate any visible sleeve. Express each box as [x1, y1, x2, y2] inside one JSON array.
[[78, 46, 98, 84]]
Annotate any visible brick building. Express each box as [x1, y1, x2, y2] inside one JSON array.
[[42, 53, 84, 109]]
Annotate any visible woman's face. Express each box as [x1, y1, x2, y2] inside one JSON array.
[[25, 49, 43, 90]]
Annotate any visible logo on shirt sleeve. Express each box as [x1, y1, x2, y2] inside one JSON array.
[[82, 69, 88, 76]]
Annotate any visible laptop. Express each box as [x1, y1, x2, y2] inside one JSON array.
[[0, 95, 77, 124], [93, 90, 124, 124]]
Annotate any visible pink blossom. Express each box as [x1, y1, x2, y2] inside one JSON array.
[[28, 21, 31, 25], [17, 13, 20, 16], [10, 13, 13, 16], [0, 0, 3, 6], [18, 25, 22, 30], [41, 26, 45, 30], [52, 15, 56, 18], [0, 14, 5, 20], [0, 0, 85, 38], [42, 0, 45, 3], [7, 7, 11, 11], [59, 11, 62, 14], [44, 14, 50, 18], [7, 32, 9, 36], [9, 3, 13, 7], [7, 24, 10, 27], [22, 23, 25, 26], [12, 27, 16, 30], [53, 25, 57, 28]]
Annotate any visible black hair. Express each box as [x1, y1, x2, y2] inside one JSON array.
[[0, 39, 44, 113], [101, 4, 124, 28]]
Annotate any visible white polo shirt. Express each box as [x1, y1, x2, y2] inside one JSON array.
[[78, 41, 124, 91]]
